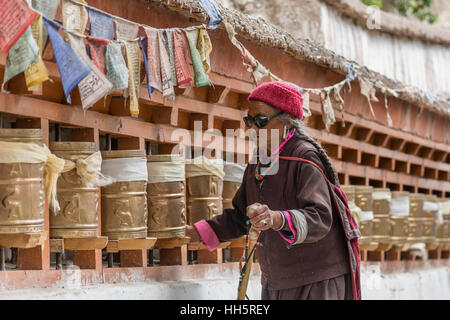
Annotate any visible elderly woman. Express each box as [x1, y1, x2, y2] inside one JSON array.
[[186, 81, 359, 300]]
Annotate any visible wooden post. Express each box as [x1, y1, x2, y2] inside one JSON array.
[[159, 245, 188, 266], [120, 250, 147, 267]]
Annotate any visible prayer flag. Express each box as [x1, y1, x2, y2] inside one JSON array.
[[124, 40, 141, 116], [0, 0, 38, 53], [139, 36, 154, 99], [197, 26, 212, 74], [61, 0, 88, 34], [114, 18, 139, 41], [142, 27, 162, 92], [87, 7, 114, 40], [173, 29, 193, 88], [66, 32, 113, 110], [43, 17, 91, 104], [105, 41, 129, 92], [198, 0, 223, 30], [87, 36, 109, 75], [185, 28, 210, 88], [158, 30, 175, 98], [2, 27, 40, 91]]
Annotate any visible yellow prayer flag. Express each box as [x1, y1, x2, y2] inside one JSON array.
[[24, 15, 49, 91]]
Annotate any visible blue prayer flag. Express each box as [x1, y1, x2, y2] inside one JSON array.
[[43, 17, 91, 104], [139, 36, 155, 99], [87, 7, 115, 40], [198, 0, 223, 30]]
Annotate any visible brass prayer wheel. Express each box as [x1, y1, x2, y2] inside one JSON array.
[[101, 150, 148, 240], [0, 129, 45, 234], [341, 185, 362, 225], [372, 188, 391, 244], [423, 195, 439, 245], [389, 191, 410, 245], [408, 193, 424, 243], [437, 199, 450, 249], [354, 186, 374, 244], [186, 158, 224, 225], [50, 142, 99, 238], [222, 162, 245, 210], [147, 155, 186, 238]]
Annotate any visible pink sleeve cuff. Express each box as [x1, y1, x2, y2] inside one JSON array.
[[278, 211, 297, 244], [193, 220, 220, 251]]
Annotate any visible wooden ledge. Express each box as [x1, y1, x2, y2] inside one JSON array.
[[0, 231, 47, 249], [50, 236, 108, 252], [154, 236, 191, 249], [106, 238, 157, 253], [187, 241, 231, 251]]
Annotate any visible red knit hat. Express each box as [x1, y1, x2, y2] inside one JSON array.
[[248, 81, 304, 120]]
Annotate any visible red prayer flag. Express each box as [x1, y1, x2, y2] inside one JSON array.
[[86, 36, 109, 75], [0, 0, 38, 53], [173, 29, 193, 88]]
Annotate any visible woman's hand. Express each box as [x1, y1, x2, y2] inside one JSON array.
[[185, 225, 201, 242], [246, 203, 283, 231]]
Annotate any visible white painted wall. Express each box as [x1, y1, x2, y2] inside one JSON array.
[[0, 263, 449, 300], [320, 3, 450, 98]]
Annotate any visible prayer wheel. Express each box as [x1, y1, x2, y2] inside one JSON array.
[[437, 199, 450, 249], [389, 191, 410, 245], [341, 185, 362, 225], [186, 157, 224, 225], [408, 193, 425, 244], [0, 129, 45, 234], [101, 150, 148, 240], [354, 186, 374, 244], [423, 195, 439, 246], [50, 142, 99, 238], [147, 155, 186, 238], [372, 188, 391, 244], [222, 162, 246, 210]]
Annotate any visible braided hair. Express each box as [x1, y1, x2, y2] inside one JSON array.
[[279, 113, 340, 186]]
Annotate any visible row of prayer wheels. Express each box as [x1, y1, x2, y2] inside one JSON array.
[[342, 185, 450, 250], [0, 128, 245, 242]]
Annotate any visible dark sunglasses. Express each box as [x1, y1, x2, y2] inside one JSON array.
[[243, 111, 284, 128]]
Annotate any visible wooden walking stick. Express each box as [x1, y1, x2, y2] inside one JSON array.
[[237, 238, 257, 300]]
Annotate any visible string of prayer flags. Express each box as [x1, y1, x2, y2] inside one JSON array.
[[24, 15, 50, 90], [43, 17, 91, 104], [139, 36, 154, 99], [114, 18, 139, 41], [124, 40, 141, 116], [105, 41, 129, 93], [185, 28, 211, 88], [158, 30, 175, 99], [2, 27, 40, 91], [164, 29, 178, 87], [86, 7, 114, 40], [173, 29, 194, 88], [197, 26, 213, 74], [0, 0, 38, 53], [198, 0, 224, 30], [142, 27, 162, 93], [61, 0, 88, 34], [66, 32, 112, 110], [86, 36, 109, 75]]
